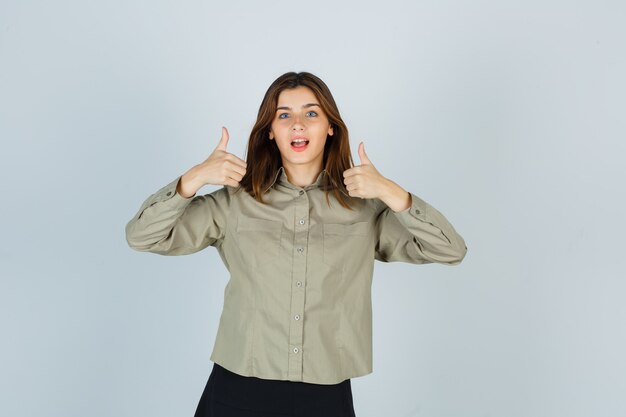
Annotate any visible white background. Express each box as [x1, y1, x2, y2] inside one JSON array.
[[1, 1, 625, 416]]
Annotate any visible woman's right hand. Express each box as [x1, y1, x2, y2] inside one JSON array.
[[176, 127, 247, 198]]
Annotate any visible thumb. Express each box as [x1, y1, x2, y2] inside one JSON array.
[[215, 126, 229, 151], [358, 141, 371, 165]]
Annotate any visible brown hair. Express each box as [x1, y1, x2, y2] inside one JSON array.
[[236, 71, 357, 210]]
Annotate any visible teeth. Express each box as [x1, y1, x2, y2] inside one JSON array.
[[292, 139, 308, 143]]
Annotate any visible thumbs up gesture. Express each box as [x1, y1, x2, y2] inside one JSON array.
[[342, 142, 388, 200], [342, 142, 412, 211], [177, 127, 247, 197]]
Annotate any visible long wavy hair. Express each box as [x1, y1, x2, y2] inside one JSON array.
[[236, 71, 357, 210]]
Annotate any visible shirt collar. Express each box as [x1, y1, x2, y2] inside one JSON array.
[[265, 166, 330, 192]]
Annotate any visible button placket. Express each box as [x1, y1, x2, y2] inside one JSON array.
[[288, 191, 309, 380]]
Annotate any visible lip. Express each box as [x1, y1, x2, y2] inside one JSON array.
[[290, 136, 309, 152]]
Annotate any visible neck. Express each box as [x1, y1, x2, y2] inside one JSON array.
[[282, 163, 323, 188]]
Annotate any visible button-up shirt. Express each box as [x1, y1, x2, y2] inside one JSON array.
[[125, 166, 467, 384]]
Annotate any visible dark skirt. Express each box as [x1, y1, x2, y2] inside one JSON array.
[[194, 363, 357, 417]]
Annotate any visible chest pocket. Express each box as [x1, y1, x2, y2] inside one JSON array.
[[236, 216, 283, 268], [322, 221, 369, 271]]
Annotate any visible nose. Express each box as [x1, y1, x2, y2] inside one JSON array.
[[291, 114, 305, 131]]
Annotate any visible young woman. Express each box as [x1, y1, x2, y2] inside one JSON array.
[[126, 71, 467, 417]]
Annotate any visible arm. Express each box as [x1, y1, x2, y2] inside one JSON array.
[[125, 126, 245, 255], [342, 142, 467, 265], [125, 175, 231, 256], [374, 190, 467, 265]]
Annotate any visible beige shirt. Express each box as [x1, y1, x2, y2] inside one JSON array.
[[125, 166, 467, 384]]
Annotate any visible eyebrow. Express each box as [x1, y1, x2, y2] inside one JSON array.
[[276, 103, 321, 111]]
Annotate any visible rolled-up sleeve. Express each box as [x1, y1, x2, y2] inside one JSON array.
[[374, 192, 467, 265], [125, 176, 231, 255]]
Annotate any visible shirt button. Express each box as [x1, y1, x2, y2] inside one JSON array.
[[297, 247, 304, 253], [299, 190, 304, 196], [294, 314, 300, 321], [296, 281, 302, 287], [293, 347, 299, 353], [299, 219, 305, 225], [166, 191, 172, 196]]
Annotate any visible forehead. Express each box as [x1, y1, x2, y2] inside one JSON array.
[[276, 86, 318, 105]]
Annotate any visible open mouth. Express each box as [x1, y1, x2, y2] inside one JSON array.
[[291, 139, 309, 150]]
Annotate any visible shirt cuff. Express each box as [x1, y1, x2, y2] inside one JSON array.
[[149, 175, 195, 209]]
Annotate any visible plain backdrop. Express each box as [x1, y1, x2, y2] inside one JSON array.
[[1, 1, 625, 416]]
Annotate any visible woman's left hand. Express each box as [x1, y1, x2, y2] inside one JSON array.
[[343, 142, 412, 212]]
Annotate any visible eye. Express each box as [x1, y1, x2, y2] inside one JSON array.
[[306, 111, 318, 117], [278, 113, 289, 119]]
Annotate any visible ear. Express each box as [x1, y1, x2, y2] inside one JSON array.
[[328, 124, 334, 136], [269, 130, 274, 140]]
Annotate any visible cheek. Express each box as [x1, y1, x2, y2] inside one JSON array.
[[274, 127, 289, 141], [313, 123, 330, 136], [272, 120, 288, 131]]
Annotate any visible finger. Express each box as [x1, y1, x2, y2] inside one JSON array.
[[358, 142, 371, 165], [226, 160, 246, 178], [223, 178, 240, 188], [343, 166, 359, 178], [221, 172, 241, 187], [215, 126, 229, 151], [227, 170, 244, 182], [225, 153, 248, 170], [343, 174, 357, 185]]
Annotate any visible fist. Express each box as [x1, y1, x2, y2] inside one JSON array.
[[342, 142, 387, 199], [177, 127, 247, 197]]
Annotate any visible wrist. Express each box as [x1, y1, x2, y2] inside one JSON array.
[[178, 169, 201, 198], [380, 179, 411, 213]]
